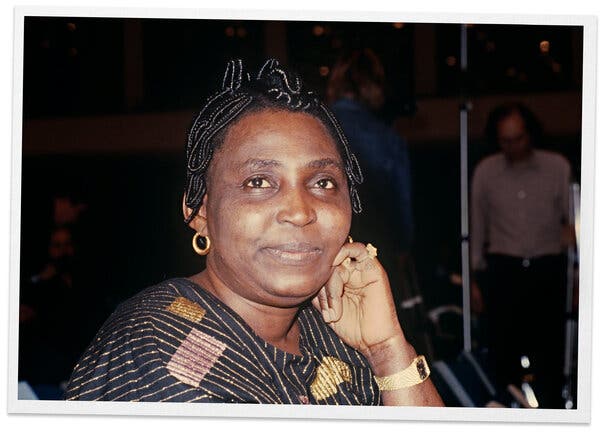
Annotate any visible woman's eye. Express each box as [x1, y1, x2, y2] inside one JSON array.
[[315, 178, 336, 189], [245, 177, 272, 188]]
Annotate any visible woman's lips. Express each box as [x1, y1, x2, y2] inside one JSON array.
[[262, 242, 323, 266]]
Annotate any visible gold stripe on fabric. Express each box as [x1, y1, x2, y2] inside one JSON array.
[[166, 297, 206, 324], [103, 312, 194, 352], [188, 393, 218, 403], [200, 299, 271, 378], [119, 311, 193, 345], [98, 364, 165, 401], [284, 357, 310, 399], [137, 381, 180, 401], [195, 317, 268, 374], [160, 387, 200, 402], [76, 358, 163, 399], [310, 356, 352, 401], [200, 302, 265, 366], [68, 341, 160, 391], [204, 353, 277, 401], [114, 371, 174, 401], [72, 312, 189, 371], [193, 370, 277, 403]]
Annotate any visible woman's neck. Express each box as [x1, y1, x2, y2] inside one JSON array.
[[191, 270, 302, 355]]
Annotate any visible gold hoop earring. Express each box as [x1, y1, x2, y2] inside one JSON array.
[[192, 233, 211, 256]]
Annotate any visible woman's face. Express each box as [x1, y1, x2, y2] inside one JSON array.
[[201, 109, 352, 308]]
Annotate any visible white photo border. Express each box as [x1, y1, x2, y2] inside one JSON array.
[[8, 5, 597, 424]]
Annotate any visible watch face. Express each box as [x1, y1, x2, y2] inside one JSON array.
[[416, 358, 428, 380]]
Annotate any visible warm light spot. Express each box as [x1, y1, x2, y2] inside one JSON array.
[[540, 40, 550, 54], [66, 23, 77, 32], [485, 41, 496, 52], [446, 56, 457, 67], [225, 26, 235, 37], [393, 22, 404, 29], [313, 25, 325, 36], [506, 67, 517, 77], [319, 66, 330, 76], [522, 382, 539, 408], [552, 62, 562, 73], [236, 27, 247, 38], [449, 273, 462, 286], [68, 47, 78, 57]]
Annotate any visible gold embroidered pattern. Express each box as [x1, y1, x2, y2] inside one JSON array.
[[166, 297, 206, 324], [310, 356, 352, 401]]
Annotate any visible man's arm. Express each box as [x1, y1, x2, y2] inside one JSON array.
[[558, 160, 576, 249], [470, 164, 487, 272], [470, 164, 488, 313]]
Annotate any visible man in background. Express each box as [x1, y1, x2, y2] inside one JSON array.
[[470, 102, 573, 408]]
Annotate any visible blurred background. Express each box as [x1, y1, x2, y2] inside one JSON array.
[[18, 17, 582, 406]]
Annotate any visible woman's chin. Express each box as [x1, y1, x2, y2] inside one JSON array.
[[260, 275, 325, 307]]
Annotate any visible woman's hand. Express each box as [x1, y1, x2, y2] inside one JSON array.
[[311, 240, 404, 357], [312, 240, 445, 406]]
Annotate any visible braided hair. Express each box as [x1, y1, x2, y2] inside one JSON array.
[[184, 59, 364, 224]]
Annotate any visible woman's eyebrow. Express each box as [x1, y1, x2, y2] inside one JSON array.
[[306, 158, 344, 170], [238, 158, 282, 170]]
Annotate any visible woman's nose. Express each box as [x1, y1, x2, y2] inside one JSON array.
[[276, 186, 317, 227]]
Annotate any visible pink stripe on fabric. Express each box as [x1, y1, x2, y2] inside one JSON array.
[[167, 329, 227, 387]]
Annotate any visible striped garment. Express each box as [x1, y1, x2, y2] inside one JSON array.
[[65, 278, 381, 404]]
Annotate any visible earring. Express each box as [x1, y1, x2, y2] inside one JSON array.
[[192, 233, 211, 255]]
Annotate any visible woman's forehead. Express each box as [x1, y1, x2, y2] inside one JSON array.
[[215, 109, 343, 165]]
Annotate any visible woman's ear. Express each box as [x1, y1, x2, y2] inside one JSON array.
[[182, 194, 208, 236]]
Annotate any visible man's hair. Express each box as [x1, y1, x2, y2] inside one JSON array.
[[184, 59, 364, 224], [326, 48, 385, 110], [485, 102, 543, 147]]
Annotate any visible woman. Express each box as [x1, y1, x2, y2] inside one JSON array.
[[65, 59, 442, 406]]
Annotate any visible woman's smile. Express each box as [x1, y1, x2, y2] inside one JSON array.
[[261, 242, 323, 266]]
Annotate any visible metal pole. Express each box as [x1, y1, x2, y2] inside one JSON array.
[[562, 183, 579, 408], [459, 24, 471, 353]]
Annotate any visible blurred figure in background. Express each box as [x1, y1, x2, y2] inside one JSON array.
[[326, 49, 417, 335], [19, 195, 92, 399], [470, 102, 574, 408], [20, 226, 80, 397]]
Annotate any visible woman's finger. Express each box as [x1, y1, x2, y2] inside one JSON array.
[[333, 241, 379, 268], [312, 286, 332, 322], [324, 267, 345, 322], [333, 242, 370, 266], [311, 291, 322, 311]]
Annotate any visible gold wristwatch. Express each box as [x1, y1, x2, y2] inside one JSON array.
[[374, 355, 430, 391]]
